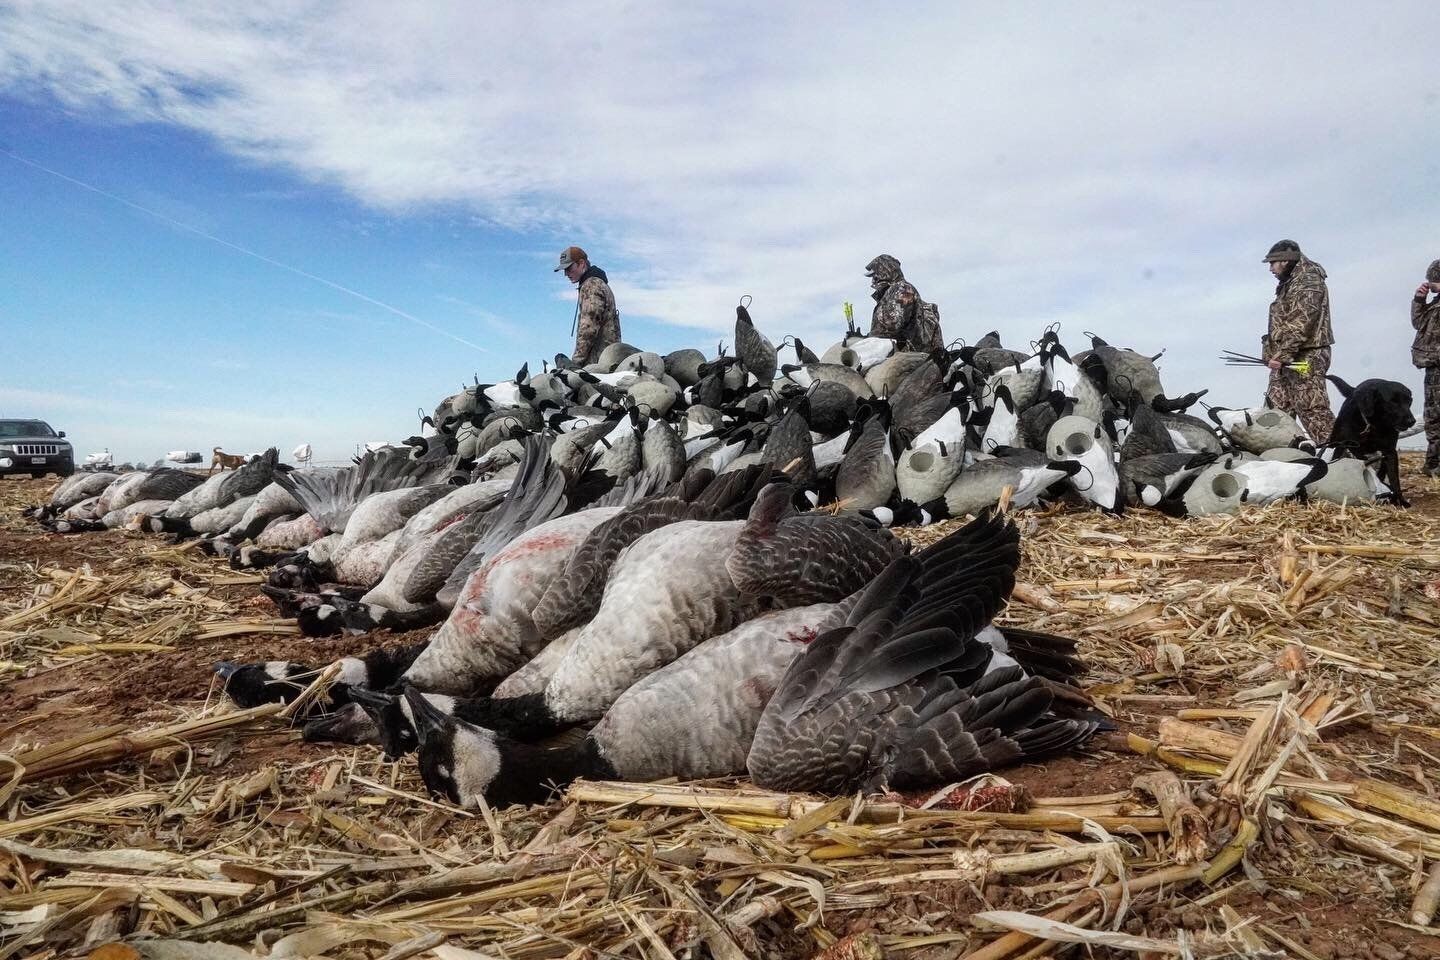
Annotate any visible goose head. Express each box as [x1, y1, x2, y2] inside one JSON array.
[[301, 702, 381, 747], [406, 687, 501, 809]]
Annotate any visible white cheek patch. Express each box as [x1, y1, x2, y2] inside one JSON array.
[[264, 661, 291, 680], [451, 727, 503, 806], [336, 658, 367, 686]]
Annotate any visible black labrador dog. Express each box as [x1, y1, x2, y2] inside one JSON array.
[[1325, 375, 1416, 506]]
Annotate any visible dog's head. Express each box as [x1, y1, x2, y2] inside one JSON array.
[[1361, 380, 1416, 434]]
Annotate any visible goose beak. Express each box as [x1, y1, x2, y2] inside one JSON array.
[[213, 661, 241, 680], [347, 686, 395, 715], [403, 687, 449, 746]]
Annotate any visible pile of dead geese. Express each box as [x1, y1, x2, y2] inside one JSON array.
[[22, 313, 1397, 805]]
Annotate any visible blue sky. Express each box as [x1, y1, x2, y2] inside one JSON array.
[[1, 2, 1437, 462]]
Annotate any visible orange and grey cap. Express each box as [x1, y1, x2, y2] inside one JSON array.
[[1262, 240, 1302, 263], [554, 246, 588, 272]]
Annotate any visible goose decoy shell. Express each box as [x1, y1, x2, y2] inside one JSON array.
[[734, 303, 778, 384], [1182, 462, 1250, 516], [896, 442, 964, 505], [664, 348, 707, 386]]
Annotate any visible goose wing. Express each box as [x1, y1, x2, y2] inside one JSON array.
[[432, 435, 569, 608], [750, 511, 1099, 794]]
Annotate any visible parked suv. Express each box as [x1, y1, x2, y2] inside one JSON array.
[[0, 419, 75, 478]]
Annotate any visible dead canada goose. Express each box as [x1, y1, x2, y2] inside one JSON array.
[[725, 478, 906, 605]]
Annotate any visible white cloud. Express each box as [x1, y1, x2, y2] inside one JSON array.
[[2, 1, 1438, 453]]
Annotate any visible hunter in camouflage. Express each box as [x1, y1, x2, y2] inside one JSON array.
[[1260, 240, 1335, 442], [1411, 258, 1440, 475], [865, 254, 944, 352], [556, 245, 621, 366]]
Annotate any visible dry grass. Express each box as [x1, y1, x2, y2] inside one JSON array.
[[2, 468, 1440, 959]]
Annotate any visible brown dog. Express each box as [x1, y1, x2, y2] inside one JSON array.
[[209, 447, 248, 474]]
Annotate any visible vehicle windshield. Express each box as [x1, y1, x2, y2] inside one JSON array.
[[0, 420, 57, 439]]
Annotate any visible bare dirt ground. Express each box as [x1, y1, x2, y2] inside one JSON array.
[[2, 464, 1440, 959]]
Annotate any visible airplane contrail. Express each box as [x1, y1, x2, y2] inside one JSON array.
[[1, 147, 489, 353]]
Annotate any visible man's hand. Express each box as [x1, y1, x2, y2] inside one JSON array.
[[1267, 359, 1283, 371], [1418, 283, 1431, 300]]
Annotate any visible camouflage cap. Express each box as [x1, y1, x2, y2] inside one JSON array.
[[1262, 240, 1303, 263], [865, 254, 903, 281], [554, 246, 588, 272], [1428, 259, 1440, 283]]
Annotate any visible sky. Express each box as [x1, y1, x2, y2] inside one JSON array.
[[1, 2, 1437, 464]]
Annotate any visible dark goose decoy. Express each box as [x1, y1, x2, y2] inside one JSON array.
[[834, 401, 897, 512], [734, 301, 778, 384], [746, 510, 1101, 794], [1119, 452, 1218, 508]]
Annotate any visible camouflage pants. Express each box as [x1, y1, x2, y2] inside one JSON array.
[[1425, 367, 1440, 468], [1266, 346, 1335, 443]]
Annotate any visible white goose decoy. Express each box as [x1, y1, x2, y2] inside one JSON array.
[[909, 392, 969, 452], [1181, 462, 1251, 516], [981, 383, 1022, 451], [1046, 415, 1122, 513], [481, 362, 536, 408], [1220, 454, 1328, 506], [1042, 339, 1106, 422], [924, 450, 1080, 520], [1207, 406, 1307, 454], [746, 510, 1101, 795], [896, 441, 965, 506]]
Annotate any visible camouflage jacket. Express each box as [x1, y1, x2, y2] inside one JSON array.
[[572, 267, 621, 366], [1412, 294, 1440, 367], [871, 281, 943, 352], [1263, 256, 1334, 363]]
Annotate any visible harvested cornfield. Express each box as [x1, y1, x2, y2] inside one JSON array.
[[2, 465, 1440, 960]]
